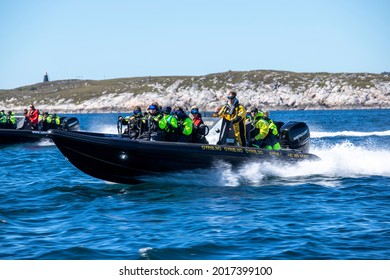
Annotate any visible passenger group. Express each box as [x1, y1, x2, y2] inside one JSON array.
[[118, 90, 281, 150], [118, 104, 208, 144], [2, 91, 280, 150], [0, 104, 62, 130]]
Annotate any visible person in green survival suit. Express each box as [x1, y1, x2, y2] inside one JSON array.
[[173, 107, 193, 143], [263, 110, 281, 150], [158, 106, 178, 142], [2, 111, 17, 129]]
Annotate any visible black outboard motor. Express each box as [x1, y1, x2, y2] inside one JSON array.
[[279, 121, 310, 153], [59, 117, 80, 131]]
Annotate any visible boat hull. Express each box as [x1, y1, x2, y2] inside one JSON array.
[[48, 130, 320, 184], [0, 129, 49, 145], [0, 117, 80, 145]]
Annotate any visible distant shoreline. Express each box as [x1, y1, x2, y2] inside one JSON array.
[[1, 70, 389, 112]]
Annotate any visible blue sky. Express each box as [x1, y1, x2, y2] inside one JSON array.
[[0, 0, 389, 89]]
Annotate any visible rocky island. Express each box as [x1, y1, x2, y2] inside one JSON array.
[[1, 70, 389, 113]]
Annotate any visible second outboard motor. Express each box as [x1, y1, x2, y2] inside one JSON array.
[[279, 121, 310, 153], [60, 117, 80, 131]]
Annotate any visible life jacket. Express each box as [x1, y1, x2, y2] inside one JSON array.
[[127, 114, 144, 131], [219, 102, 246, 124], [53, 116, 61, 125], [7, 113, 16, 125], [178, 117, 193, 136], [267, 119, 279, 136], [29, 109, 40, 124], [218, 101, 247, 146], [0, 112, 6, 124], [159, 114, 178, 132], [143, 113, 162, 133], [253, 113, 270, 141], [192, 114, 204, 128]]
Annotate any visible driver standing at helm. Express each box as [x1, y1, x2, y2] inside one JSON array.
[[218, 90, 247, 146]]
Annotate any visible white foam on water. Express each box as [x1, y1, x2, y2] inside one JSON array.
[[311, 130, 390, 138], [137, 140, 390, 187], [36, 138, 55, 146], [86, 124, 118, 134], [229, 141, 390, 187]]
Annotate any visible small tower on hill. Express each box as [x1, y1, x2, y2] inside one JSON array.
[[43, 72, 49, 83]]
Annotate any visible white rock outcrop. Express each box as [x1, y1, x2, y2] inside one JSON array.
[[1, 71, 389, 113]]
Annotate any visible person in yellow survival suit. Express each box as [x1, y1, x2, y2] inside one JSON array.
[[218, 90, 247, 146]]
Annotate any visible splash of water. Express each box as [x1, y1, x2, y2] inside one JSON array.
[[310, 141, 390, 176], [140, 141, 390, 187], [231, 141, 390, 187], [37, 138, 55, 146], [87, 124, 118, 134]]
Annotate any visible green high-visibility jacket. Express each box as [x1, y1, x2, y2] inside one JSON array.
[[159, 114, 178, 132]]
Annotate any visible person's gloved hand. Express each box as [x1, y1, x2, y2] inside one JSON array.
[[232, 116, 242, 124]]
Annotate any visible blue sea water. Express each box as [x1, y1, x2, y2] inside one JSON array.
[[1, 109, 390, 260]]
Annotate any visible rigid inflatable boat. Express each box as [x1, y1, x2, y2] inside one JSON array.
[[48, 118, 319, 184], [0, 116, 80, 145]]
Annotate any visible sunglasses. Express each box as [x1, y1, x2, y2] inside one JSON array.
[[227, 96, 235, 99]]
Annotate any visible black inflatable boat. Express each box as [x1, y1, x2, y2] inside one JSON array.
[[48, 119, 319, 184], [0, 116, 80, 145]]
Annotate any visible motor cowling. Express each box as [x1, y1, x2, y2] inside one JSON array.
[[59, 117, 80, 131], [279, 121, 310, 153]]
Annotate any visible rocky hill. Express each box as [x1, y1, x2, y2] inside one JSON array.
[[1, 70, 390, 113]]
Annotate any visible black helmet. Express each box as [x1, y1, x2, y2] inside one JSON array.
[[250, 107, 258, 113], [175, 107, 185, 118], [162, 106, 172, 114]]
